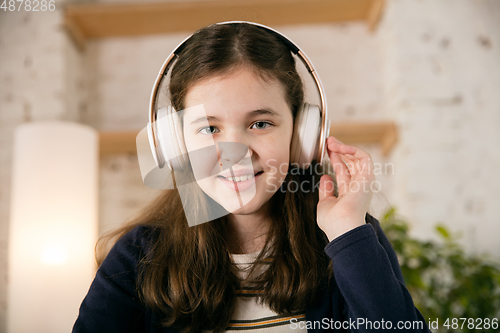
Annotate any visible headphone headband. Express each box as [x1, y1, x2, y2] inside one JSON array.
[[149, 21, 329, 170]]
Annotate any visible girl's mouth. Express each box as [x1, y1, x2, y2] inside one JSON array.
[[216, 171, 263, 191], [218, 171, 263, 182]]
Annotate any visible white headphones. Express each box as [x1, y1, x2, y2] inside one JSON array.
[[147, 21, 330, 171]]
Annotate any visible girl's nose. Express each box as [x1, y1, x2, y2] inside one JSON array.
[[215, 128, 255, 168], [217, 142, 251, 169]]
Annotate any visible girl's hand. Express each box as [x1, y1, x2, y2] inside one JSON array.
[[317, 136, 375, 242]]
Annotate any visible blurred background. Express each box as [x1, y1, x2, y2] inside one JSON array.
[[1, 0, 499, 332]]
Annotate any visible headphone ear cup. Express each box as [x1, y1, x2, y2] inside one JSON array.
[[290, 103, 321, 169], [147, 121, 163, 168], [155, 107, 188, 171], [171, 111, 188, 170], [290, 104, 304, 166]]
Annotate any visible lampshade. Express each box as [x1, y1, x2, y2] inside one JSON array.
[[7, 121, 99, 333]]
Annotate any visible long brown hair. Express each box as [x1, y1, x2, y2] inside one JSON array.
[[98, 23, 333, 332]]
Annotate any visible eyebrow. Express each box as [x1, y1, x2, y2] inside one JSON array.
[[189, 109, 280, 125]]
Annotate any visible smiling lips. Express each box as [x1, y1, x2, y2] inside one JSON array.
[[217, 170, 263, 191], [222, 173, 255, 182]]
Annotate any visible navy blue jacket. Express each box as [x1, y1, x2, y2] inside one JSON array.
[[73, 214, 431, 332]]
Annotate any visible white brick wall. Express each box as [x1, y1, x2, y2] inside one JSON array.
[[1, 0, 499, 331], [381, 0, 500, 253]]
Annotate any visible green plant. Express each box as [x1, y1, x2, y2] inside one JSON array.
[[380, 208, 500, 332]]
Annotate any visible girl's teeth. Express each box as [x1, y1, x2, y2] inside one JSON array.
[[226, 174, 255, 182]]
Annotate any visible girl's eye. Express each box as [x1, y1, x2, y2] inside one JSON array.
[[251, 121, 272, 130], [198, 126, 219, 135]]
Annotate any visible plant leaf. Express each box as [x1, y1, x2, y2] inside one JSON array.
[[436, 225, 450, 239]]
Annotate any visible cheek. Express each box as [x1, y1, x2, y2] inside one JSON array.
[[259, 132, 293, 174], [183, 130, 205, 151], [183, 131, 222, 180]]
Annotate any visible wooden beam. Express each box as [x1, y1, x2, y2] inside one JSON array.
[[330, 121, 398, 156], [99, 131, 139, 157], [380, 121, 398, 156], [367, 0, 385, 31], [63, 11, 87, 51], [99, 121, 398, 157], [64, 0, 384, 45]]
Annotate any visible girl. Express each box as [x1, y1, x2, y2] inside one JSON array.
[[73, 22, 430, 333]]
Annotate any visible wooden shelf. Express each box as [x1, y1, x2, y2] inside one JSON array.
[[64, 0, 385, 49], [330, 121, 398, 156], [99, 121, 397, 157], [99, 131, 138, 157]]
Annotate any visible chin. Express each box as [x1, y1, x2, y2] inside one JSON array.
[[224, 196, 269, 216], [208, 190, 263, 215]]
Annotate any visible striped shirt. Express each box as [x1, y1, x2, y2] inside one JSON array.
[[203, 251, 307, 332]]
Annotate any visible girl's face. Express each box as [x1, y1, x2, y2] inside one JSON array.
[[182, 67, 294, 216]]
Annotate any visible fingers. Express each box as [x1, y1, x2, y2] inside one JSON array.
[[325, 137, 351, 194], [326, 136, 373, 178], [326, 155, 349, 199], [329, 147, 350, 181], [318, 174, 336, 202], [328, 136, 371, 162], [327, 138, 356, 156]]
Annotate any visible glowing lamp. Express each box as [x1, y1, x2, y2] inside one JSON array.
[[7, 121, 98, 333]]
